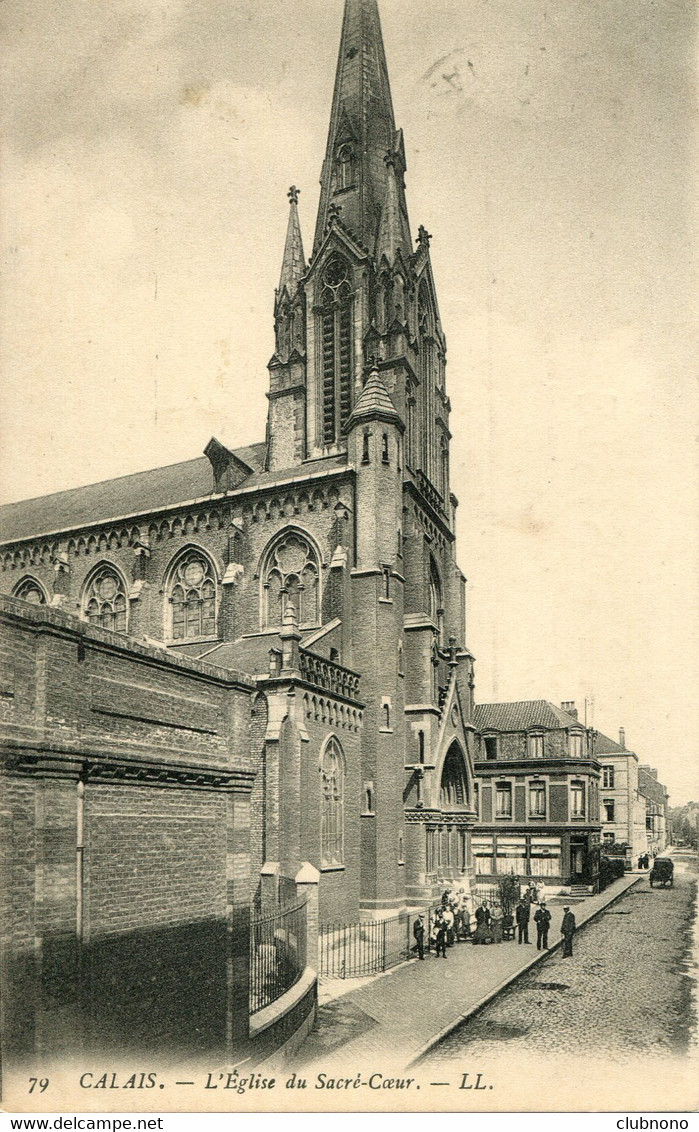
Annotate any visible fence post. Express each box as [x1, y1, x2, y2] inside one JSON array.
[[260, 861, 280, 913], [295, 861, 320, 973]]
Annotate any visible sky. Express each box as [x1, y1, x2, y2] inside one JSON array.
[[1, 0, 697, 802]]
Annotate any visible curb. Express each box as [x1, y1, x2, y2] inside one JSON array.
[[406, 874, 643, 1067]]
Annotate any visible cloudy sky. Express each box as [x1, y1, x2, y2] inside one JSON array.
[[1, 0, 697, 801]]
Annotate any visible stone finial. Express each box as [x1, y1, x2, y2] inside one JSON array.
[[288, 185, 300, 204], [417, 224, 432, 247]]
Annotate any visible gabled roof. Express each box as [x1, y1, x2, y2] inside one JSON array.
[[0, 442, 267, 544], [593, 731, 627, 756], [0, 446, 355, 546], [474, 700, 584, 733]]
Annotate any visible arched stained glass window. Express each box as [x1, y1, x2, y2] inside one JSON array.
[[13, 577, 47, 605], [320, 738, 344, 867], [262, 530, 320, 629], [83, 566, 127, 633], [440, 743, 468, 809], [319, 256, 353, 446], [168, 551, 217, 640]]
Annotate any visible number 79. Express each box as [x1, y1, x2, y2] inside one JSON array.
[[28, 1078, 50, 1093]]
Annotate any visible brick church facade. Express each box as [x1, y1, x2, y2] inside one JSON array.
[[0, 0, 477, 1059]]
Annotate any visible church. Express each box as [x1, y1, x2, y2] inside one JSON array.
[[0, 0, 477, 1040]]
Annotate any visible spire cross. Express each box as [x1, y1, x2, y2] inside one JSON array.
[[417, 224, 432, 247], [288, 185, 300, 205]]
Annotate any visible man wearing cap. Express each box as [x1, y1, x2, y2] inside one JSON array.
[[534, 901, 551, 950], [561, 906, 576, 957]]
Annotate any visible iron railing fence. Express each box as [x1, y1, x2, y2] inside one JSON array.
[[320, 907, 431, 978], [249, 897, 307, 1015]]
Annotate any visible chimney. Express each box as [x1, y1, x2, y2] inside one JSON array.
[[561, 701, 578, 720], [619, 727, 626, 749]]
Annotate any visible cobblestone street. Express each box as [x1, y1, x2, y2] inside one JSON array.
[[425, 852, 698, 1065]]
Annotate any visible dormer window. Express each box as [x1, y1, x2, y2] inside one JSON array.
[[529, 733, 544, 758], [569, 732, 583, 758], [483, 736, 498, 761]]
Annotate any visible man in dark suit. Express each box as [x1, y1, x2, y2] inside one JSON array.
[[412, 914, 425, 960], [534, 902, 551, 950], [515, 897, 531, 944], [561, 906, 576, 957]]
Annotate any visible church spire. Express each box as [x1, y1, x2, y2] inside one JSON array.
[[313, 0, 410, 257], [278, 186, 306, 296]]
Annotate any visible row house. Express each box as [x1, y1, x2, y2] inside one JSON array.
[[594, 728, 648, 863], [473, 700, 601, 893], [638, 765, 669, 855]]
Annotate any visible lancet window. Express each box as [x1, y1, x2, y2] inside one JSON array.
[[83, 565, 128, 633], [319, 256, 353, 446], [13, 577, 47, 605], [320, 737, 345, 867], [262, 530, 320, 629], [168, 550, 217, 640]]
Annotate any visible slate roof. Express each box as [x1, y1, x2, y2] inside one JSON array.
[[593, 730, 627, 756], [196, 625, 338, 678], [474, 700, 583, 733], [0, 444, 350, 545], [346, 368, 401, 428]]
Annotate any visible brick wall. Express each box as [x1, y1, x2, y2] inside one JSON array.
[[0, 599, 257, 1062]]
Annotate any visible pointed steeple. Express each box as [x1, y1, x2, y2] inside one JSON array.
[[313, 0, 410, 257], [278, 186, 306, 296]]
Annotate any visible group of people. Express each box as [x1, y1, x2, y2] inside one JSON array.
[[412, 884, 578, 958]]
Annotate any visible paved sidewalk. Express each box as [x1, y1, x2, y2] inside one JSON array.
[[296, 874, 641, 1070]]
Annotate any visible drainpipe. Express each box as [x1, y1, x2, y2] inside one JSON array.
[[76, 779, 85, 941]]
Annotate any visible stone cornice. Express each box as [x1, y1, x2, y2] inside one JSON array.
[[0, 739, 256, 792], [404, 807, 477, 826]]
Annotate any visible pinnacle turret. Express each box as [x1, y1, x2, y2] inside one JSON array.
[[278, 186, 306, 298], [376, 152, 411, 265], [346, 364, 403, 432]]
